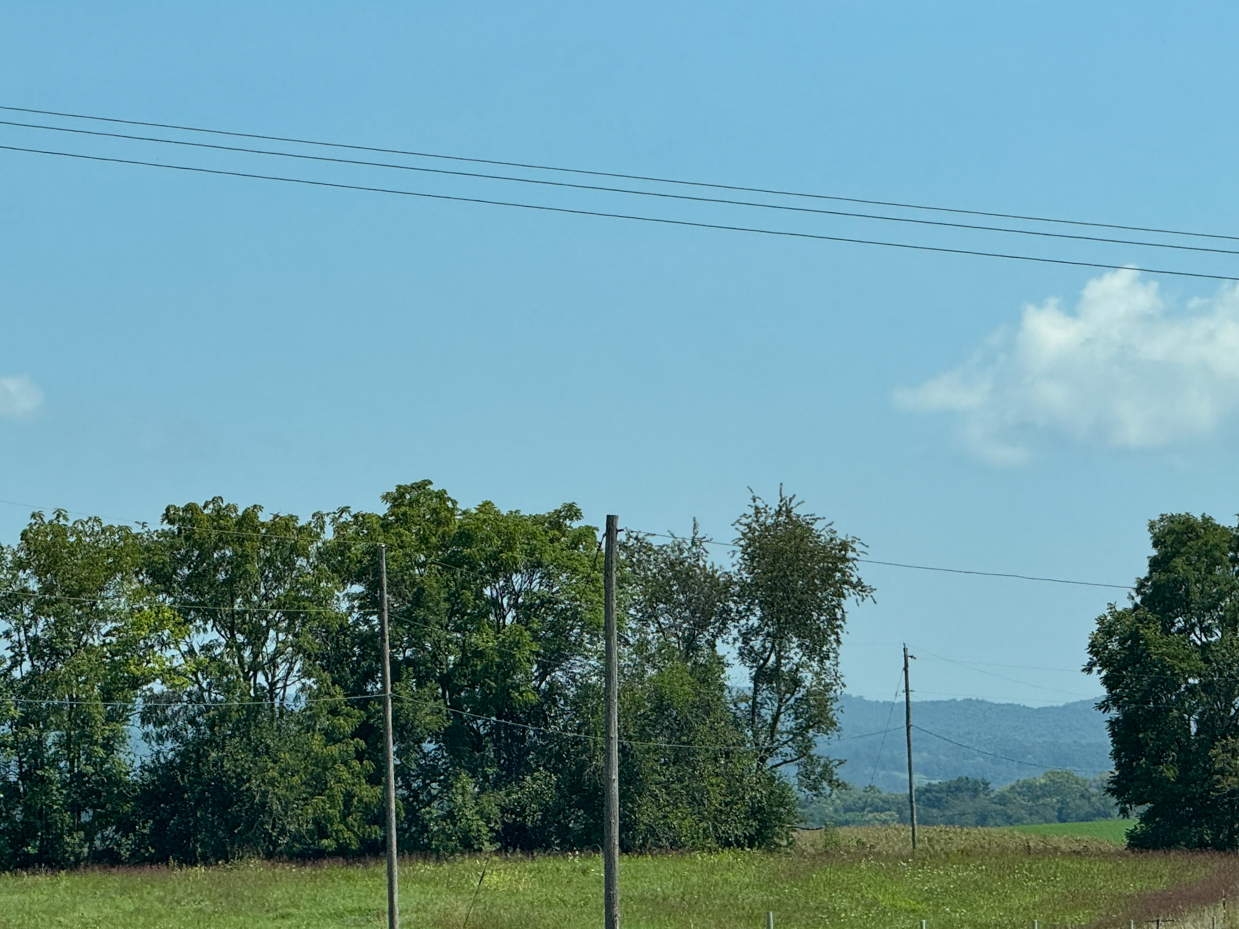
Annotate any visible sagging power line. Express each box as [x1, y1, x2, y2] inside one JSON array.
[[911, 724, 1094, 773], [0, 142, 1236, 283], [0, 496, 1136, 594], [5, 101, 1237, 244], [632, 529, 1135, 591], [4, 117, 1239, 260]]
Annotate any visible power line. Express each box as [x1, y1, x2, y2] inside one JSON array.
[[7, 687, 897, 753], [632, 529, 1135, 590], [0, 497, 153, 528], [864, 672, 907, 790], [825, 725, 904, 744], [417, 701, 741, 753], [3, 591, 372, 616], [5, 102, 1237, 244], [910, 724, 1095, 774], [6, 117, 1239, 260], [0, 496, 1134, 595], [857, 558, 1133, 591], [916, 655, 1087, 675], [6, 688, 903, 755], [2, 142, 1236, 283], [911, 689, 1092, 705], [9, 693, 379, 709], [7, 596, 1100, 702], [430, 700, 902, 753], [912, 645, 1096, 699]]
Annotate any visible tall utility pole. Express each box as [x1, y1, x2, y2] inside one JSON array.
[[603, 515, 620, 929], [904, 644, 917, 851], [379, 544, 399, 929]]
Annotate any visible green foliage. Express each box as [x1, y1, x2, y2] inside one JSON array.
[[616, 525, 799, 850], [131, 698, 378, 863], [418, 772, 499, 856], [620, 522, 734, 662], [732, 490, 873, 793], [130, 500, 378, 863], [0, 481, 866, 865], [801, 770, 1118, 828], [1087, 512, 1239, 849], [617, 654, 796, 850], [330, 481, 606, 853], [0, 513, 177, 868]]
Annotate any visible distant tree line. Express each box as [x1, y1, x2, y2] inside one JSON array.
[[0, 481, 870, 869], [799, 770, 1117, 828]]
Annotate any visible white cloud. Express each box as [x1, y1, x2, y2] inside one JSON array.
[[0, 375, 43, 420], [894, 270, 1239, 465]]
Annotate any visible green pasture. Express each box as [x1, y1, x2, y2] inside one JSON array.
[[1008, 820, 1135, 844], [0, 827, 1217, 929]]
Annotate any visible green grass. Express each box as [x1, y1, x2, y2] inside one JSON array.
[[0, 827, 1216, 929], [1008, 820, 1136, 844]]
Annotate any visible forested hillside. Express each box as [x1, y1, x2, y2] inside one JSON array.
[[827, 695, 1111, 791]]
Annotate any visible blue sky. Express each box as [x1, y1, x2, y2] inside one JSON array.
[[3, 2, 1239, 706]]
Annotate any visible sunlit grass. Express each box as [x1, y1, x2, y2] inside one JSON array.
[[0, 828, 1219, 929], [1008, 820, 1136, 845]]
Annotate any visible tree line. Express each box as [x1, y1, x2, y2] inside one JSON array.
[[799, 770, 1117, 829], [0, 481, 871, 868]]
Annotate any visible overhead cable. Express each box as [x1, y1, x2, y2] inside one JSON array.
[[1, 143, 1236, 282], [10, 693, 377, 709], [912, 646, 1096, 699], [4, 117, 1238, 259], [632, 530, 1134, 591], [4, 102, 1236, 244], [911, 724, 1095, 774], [5, 591, 370, 616], [0, 495, 1136, 593], [864, 672, 907, 790], [856, 558, 1133, 591]]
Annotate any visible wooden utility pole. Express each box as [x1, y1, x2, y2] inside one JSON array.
[[904, 643, 917, 850], [379, 544, 399, 929], [603, 515, 620, 929]]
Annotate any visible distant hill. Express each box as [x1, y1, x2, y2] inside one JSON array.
[[824, 694, 1112, 791]]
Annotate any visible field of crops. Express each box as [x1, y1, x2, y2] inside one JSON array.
[[0, 827, 1230, 929], [1008, 820, 1136, 844]]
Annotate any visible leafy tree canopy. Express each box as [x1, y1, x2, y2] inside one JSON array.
[[1087, 512, 1239, 849], [0, 482, 868, 866]]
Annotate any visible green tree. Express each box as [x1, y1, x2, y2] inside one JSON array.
[[617, 528, 795, 849], [330, 481, 603, 853], [616, 656, 796, 849], [1087, 513, 1239, 849], [999, 770, 1116, 824], [800, 771, 1116, 828], [0, 512, 177, 868], [132, 499, 377, 862], [733, 490, 872, 794], [621, 524, 734, 662]]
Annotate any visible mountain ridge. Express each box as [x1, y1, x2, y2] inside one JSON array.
[[824, 693, 1112, 792]]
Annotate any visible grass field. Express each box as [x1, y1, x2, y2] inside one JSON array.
[[1008, 820, 1136, 844], [0, 827, 1224, 929]]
